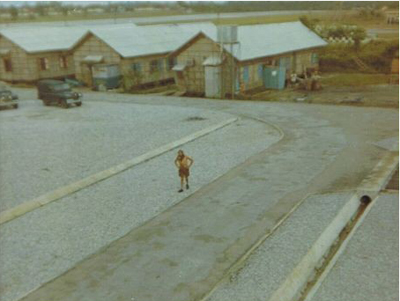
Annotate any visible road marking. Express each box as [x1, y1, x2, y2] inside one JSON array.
[[0, 117, 238, 226]]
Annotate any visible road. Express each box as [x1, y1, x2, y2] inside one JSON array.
[[0, 89, 398, 301]]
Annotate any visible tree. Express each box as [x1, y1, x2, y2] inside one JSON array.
[[352, 27, 367, 51], [35, 3, 47, 16], [9, 6, 18, 20], [61, 6, 69, 17]]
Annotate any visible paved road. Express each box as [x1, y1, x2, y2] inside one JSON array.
[[0, 10, 327, 28], [0, 99, 234, 211], [4, 90, 397, 301]]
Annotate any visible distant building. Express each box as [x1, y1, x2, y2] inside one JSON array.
[[0, 27, 86, 83], [385, 10, 399, 24], [169, 22, 327, 97]]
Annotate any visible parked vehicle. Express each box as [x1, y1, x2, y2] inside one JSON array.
[[37, 80, 82, 108], [0, 86, 18, 110]]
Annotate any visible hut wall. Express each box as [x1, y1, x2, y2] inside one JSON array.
[[0, 36, 30, 82], [73, 34, 121, 84], [29, 51, 75, 80], [121, 54, 174, 87], [173, 35, 323, 95], [237, 49, 320, 92], [1, 35, 77, 82], [175, 36, 221, 94], [293, 50, 318, 74]]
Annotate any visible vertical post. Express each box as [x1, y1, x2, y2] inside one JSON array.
[[231, 44, 234, 100], [220, 36, 224, 99]]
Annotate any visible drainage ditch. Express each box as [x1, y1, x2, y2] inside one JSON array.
[[385, 165, 399, 190], [296, 195, 372, 301]]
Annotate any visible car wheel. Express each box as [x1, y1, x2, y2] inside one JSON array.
[[59, 99, 68, 109], [13, 104, 18, 109], [76, 102, 82, 107]]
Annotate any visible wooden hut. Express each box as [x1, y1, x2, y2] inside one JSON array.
[[72, 23, 215, 90], [0, 27, 86, 83], [169, 22, 327, 98]]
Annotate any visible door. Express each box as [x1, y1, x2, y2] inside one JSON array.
[[205, 66, 221, 98], [263, 66, 286, 90], [81, 63, 93, 87]]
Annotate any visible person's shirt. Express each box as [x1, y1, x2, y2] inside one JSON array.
[[177, 156, 192, 169]]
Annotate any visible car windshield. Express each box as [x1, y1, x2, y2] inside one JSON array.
[[51, 84, 71, 91]]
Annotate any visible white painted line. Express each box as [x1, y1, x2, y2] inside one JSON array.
[[0, 117, 238, 226]]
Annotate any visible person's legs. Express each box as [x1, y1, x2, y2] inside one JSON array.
[[178, 176, 184, 192], [185, 176, 189, 189]]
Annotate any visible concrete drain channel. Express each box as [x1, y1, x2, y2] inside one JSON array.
[[297, 195, 373, 301], [385, 165, 399, 190]]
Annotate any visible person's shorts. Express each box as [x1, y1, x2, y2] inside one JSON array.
[[179, 167, 190, 178]]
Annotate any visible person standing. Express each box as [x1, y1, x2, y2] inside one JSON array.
[[174, 150, 194, 193]]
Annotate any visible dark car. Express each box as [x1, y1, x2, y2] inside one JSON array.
[[37, 79, 82, 108], [0, 86, 18, 110]]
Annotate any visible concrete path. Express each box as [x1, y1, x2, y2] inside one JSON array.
[[13, 91, 398, 301], [0, 117, 278, 301], [206, 192, 356, 301], [309, 192, 399, 301]]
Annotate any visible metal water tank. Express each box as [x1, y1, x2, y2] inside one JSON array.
[[217, 26, 238, 44], [92, 64, 121, 90]]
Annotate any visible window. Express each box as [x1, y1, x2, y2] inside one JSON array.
[[59, 56, 68, 69], [243, 66, 249, 83], [150, 60, 158, 73], [258, 64, 263, 79], [131, 62, 142, 73], [311, 53, 319, 64], [157, 59, 164, 72], [39, 58, 49, 71], [168, 57, 177, 70], [3, 58, 12, 72]]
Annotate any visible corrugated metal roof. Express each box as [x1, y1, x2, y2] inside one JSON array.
[[0, 27, 87, 53], [203, 55, 223, 66], [204, 21, 327, 61], [83, 55, 104, 63], [172, 63, 187, 71], [90, 23, 216, 58], [0, 21, 325, 60]]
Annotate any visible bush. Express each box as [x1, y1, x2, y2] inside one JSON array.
[[318, 39, 399, 73]]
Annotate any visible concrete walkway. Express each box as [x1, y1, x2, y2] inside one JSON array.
[[15, 92, 398, 301], [309, 192, 399, 301]]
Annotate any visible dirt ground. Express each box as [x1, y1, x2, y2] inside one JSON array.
[[250, 84, 399, 108]]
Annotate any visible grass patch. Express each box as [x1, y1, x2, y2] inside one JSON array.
[[378, 32, 400, 40], [320, 73, 392, 86], [318, 39, 399, 73]]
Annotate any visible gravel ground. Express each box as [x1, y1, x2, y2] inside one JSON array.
[[310, 192, 399, 301], [0, 99, 234, 211], [206, 192, 353, 301], [0, 117, 280, 301]]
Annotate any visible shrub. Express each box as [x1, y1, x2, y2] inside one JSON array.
[[318, 39, 398, 73]]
